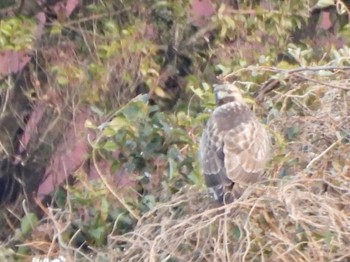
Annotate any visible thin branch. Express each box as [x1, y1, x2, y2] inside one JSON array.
[[306, 137, 343, 170], [293, 73, 350, 90], [269, 65, 350, 74], [49, 9, 132, 27], [225, 65, 350, 80]]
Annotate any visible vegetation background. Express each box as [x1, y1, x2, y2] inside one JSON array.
[[0, 0, 350, 261]]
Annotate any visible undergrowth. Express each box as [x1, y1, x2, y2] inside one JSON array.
[[1, 0, 350, 261], [4, 63, 350, 261]]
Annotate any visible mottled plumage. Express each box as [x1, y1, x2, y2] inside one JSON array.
[[199, 83, 270, 203]]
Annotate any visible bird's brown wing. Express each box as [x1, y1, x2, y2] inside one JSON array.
[[223, 119, 270, 185], [199, 122, 231, 202], [199, 103, 254, 201]]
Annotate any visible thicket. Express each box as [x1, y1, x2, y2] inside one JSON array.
[[0, 0, 350, 261]]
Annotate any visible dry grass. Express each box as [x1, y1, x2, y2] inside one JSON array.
[[108, 177, 350, 261]]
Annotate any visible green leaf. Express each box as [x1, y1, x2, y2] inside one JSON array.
[[16, 246, 30, 256], [122, 101, 146, 120], [324, 230, 333, 247], [141, 194, 156, 211], [168, 158, 176, 180], [21, 213, 38, 236], [108, 116, 129, 133], [232, 226, 242, 240], [56, 74, 69, 86], [53, 187, 67, 208], [110, 210, 134, 233], [314, 0, 335, 9], [88, 226, 106, 245], [189, 85, 204, 99], [104, 19, 118, 33], [224, 16, 236, 30], [285, 126, 299, 141], [104, 140, 118, 151], [85, 119, 97, 129], [202, 82, 211, 91], [101, 198, 110, 221], [318, 70, 334, 77]]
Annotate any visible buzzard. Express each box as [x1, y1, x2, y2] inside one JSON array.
[[199, 83, 270, 203]]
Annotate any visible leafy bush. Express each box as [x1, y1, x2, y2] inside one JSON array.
[[89, 93, 206, 204], [0, 16, 36, 50]]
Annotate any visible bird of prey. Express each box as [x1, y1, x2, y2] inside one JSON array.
[[199, 83, 270, 203]]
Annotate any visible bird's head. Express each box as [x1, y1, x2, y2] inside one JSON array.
[[214, 83, 244, 105]]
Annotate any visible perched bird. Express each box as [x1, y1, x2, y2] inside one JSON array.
[[199, 83, 270, 203]]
